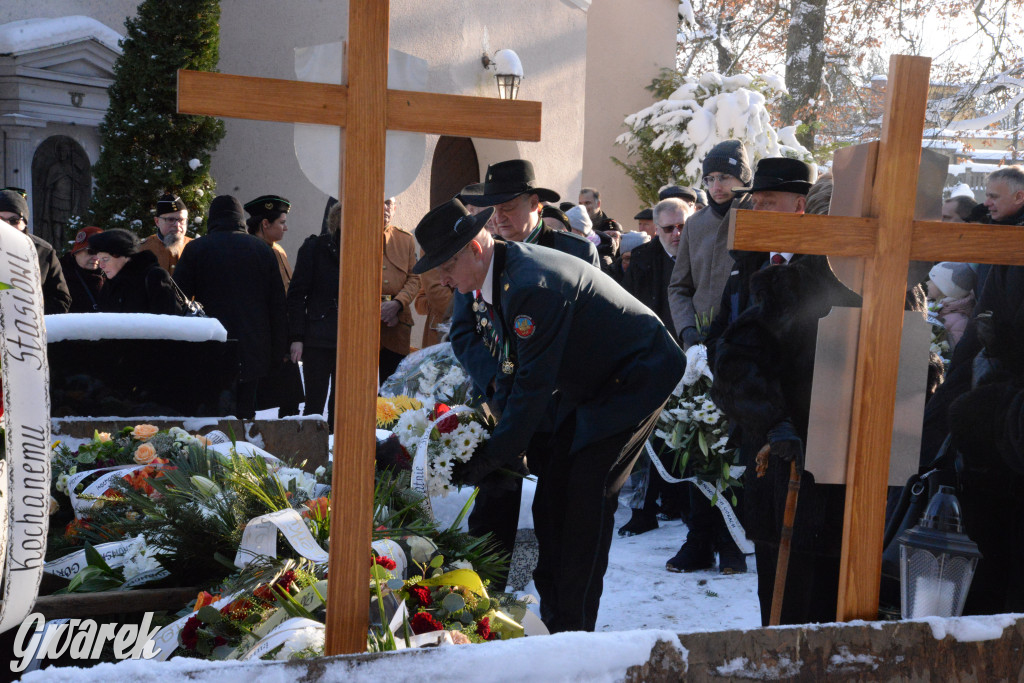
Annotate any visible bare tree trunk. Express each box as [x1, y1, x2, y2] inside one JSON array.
[[781, 0, 828, 149]]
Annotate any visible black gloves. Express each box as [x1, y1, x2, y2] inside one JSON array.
[[768, 419, 803, 468]]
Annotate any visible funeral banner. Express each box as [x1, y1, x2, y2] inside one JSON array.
[[0, 220, 51, 634]]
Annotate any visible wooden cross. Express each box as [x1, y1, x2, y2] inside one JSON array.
[[176, 0, 541, 654], [729, 53, 1024, 621]]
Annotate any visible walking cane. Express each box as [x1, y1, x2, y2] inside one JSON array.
[[769, 457, 802, 626]]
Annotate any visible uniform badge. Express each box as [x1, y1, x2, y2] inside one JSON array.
[[501, 359, 515, 374], [513, 315, 535, 339]]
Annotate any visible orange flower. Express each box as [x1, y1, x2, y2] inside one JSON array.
[[193, 435, 213, 447], [302, 496, 330, 519], [64, 519, 91, 539], [193, 591, 220, 612], [131, 424, 159, 441], [134, 442, 157, 465], [95, 432, 112, 443], [124, 470, 155, 495]]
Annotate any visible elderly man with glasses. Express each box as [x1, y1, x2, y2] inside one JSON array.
[[139, 193, 193, 274], [0, 187, 71, 314]]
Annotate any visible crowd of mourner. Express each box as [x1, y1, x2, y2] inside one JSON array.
[[2, 138, 1023, 633]]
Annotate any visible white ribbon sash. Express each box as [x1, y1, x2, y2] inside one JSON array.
[[239, 617, 324, 660], [645, 441, 754, 555], [67, 464, 149, 519], [0, 221, 52, 635], [234, 508, 328, 569], [43, 539, 136, 579]]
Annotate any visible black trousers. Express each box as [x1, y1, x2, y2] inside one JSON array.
[[379, 347, 405, 385], [303, 346, 336, 430], [753, 541, 840, 625], [532, 403, 665, 633], [235, 379, 258, 419]]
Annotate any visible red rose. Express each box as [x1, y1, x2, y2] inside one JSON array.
[[276, 570, 297, 593], [436, 413, 459, 434], [373, 554, 397, 571], [410, 586, 432, 606], [434, 403, 450, 415], [410, 612, 444, 635], [475, 616, 494, 640], [181, 616, 201, 650]]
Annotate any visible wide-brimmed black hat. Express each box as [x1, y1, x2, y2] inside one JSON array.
[[633, 208, 653, 221], [470, 160, 560, 206], [456, 182, 488, 207], [733, 157, 814, 195], [413, 199, 494, 274], [658, 185, 698, 203], [244, 194, 291, 219]]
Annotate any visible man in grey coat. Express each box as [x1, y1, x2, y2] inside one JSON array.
[[667, 139, 753, 348]]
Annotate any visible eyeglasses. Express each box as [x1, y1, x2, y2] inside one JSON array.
[[658, 223, 684, 233], [159, 216, 187, 225], [702, 173, 737, 188]]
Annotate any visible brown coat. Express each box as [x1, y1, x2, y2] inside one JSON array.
[[271, 242, 293, 292], [381, 224, 420, 355], [139, 233, 193, 274], [414, 267, 453, 349]]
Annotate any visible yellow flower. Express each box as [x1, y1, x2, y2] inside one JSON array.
[[131, 424, 159, 441], [95, 432, 112, 443], [392, 396, 422, 412], [134, 442, 157, 465], [376, 398, 400, 427]]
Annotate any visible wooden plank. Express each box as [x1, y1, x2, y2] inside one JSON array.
[[35, 587, 200, 620], [837, 54, 933, 621], [324, 0, 389, 657], [728, 211, 878, 257], [911, 219, 1024, 265], [177, 70, 347, 126], [387, 90, 541, 141]]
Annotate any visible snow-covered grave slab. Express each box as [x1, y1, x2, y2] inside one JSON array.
[[45, 313, 237, 418], [19, 615, 1024, 681]]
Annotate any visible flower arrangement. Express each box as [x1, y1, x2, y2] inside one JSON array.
[[392, 403, 492, 497], [655, 346, 741, 502], [376, 395, 422, 428], [380, 342, 474, 405]]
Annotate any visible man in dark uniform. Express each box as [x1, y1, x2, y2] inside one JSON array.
[[174, 195, 288, 418], [0, 187, 71, 314], [448, 161, 598, 563], [413, 199, 685, 632]]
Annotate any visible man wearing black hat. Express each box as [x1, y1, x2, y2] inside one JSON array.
[[706, 157, 861, 624], [449, 161, 599, 563], [140, 193, 192, 274], [0, 188, 71, 314], [633, 207, 655, 239], [667, 139, 754, 350], [173, 195, 288, 418], [414, 199, 685, 633]]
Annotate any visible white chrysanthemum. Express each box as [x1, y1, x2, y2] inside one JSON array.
[[465, 421, 488, 441], [168, 426, 190, 442], [56, 473, 70, 495], [394, 408, 428, 450]]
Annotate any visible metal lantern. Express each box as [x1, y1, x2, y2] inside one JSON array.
[[492, 49, 523, 100], [897, 485, 981, 619]]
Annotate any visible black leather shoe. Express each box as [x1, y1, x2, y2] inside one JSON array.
[[618, 509, 659, 537], [666, 541, 714, 572]]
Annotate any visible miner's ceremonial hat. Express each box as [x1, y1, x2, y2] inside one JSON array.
[[244, 195, 291, 218], [156, 193, 187, 216]]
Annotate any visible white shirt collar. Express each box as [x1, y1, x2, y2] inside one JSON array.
[[480, 248, 496, 304], [661, 240, 676, 260]]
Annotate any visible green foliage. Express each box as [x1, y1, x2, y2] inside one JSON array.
[[89, 0, 225, 237]]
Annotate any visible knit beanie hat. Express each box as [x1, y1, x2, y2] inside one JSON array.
[[928, 262, 976, 300], [0, 188, 29, 220], [566, 205, 593, 235], [88, 228, 140, 257], [619, 230, 650, 255], [207, 195, 246, 231], [702, 139, 752, 185]]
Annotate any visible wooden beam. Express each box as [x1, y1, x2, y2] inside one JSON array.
[[728, 211, 878, 257], [177, 70, 347, 126], [387, 90, 541, 141], [324, 0, 389, 657], [837, 54, 933, 621], [911, 219, 1024, 265], [34, 587, 200, 620]]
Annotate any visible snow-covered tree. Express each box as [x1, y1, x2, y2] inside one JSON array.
[[613, 70, 812, 207], [89, 0, 224, 236]]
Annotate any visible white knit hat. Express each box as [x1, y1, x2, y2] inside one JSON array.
[[566, 205, 593, 235], [928, 262, 976, 300], [619, 230, 650, 254]]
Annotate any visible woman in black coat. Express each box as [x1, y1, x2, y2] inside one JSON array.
[[88, 229, 181, 315], [287, 204, 340, 428]]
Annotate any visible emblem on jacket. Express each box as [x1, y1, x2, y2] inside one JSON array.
[[513, 315, 535, 339]]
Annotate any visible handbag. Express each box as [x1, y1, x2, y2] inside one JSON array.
[[171, 280, 208, 318]]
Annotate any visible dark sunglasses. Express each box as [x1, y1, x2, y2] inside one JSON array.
[[659, 223, 685, 233]]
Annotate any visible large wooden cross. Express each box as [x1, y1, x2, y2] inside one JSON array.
[[729, 53, 1024, 621], [176, 1, 541, 654]]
